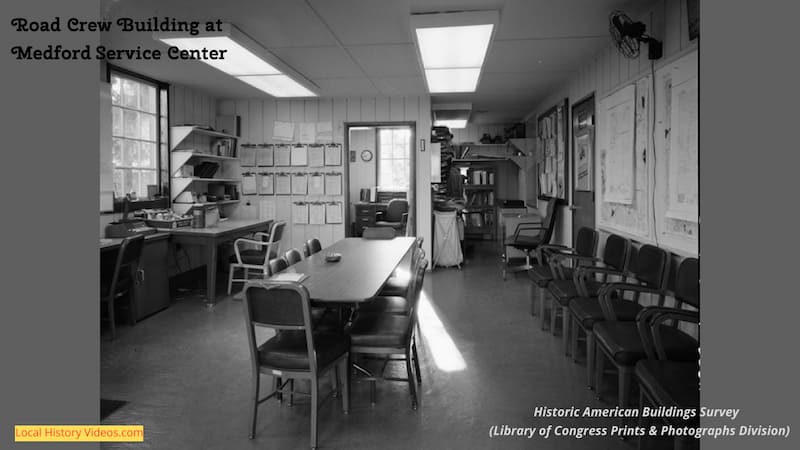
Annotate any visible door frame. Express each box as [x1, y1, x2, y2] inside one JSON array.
[[344, 121, 417, 236], [570, 93, 596, 244]]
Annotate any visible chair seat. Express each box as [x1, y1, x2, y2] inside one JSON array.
[[348, 313, 411, 347], [594, 321, 698, 365], [528, 266, 576, 287], [636, 360, 700, 425], [505, 234, 545, 250], [378, 276, 409, 297], [356, 296, 409, 315], [257, 330, 350, 371], [548, 279, 604, 302], [569, 297, 643, 329]]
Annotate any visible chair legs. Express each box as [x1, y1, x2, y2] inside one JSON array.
[[310, 377, 318, 449], [249, 373, 260, 439], [562, 306, 571, 356], [412, 338, 422, 385], [406, 348, 419, 410]]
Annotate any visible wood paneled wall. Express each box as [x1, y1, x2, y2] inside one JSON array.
[[450, 124, 513, 144], [524, 0, 697, 248], [217, 96, 432, 259]]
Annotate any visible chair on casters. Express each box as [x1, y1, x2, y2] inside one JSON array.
[[243, 281, 350, 450], [228, 221, 286, 294], [101, 234, 145, 340], [348, 258, 428, 409], [502, 197, 559, 280], [375, 199, 409, 234]]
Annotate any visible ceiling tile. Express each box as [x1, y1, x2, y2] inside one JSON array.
[[315, 77, 379, 97], [306, 0, 412, 45], [371, 76, 427, 96], [347, 44, 421, 77], [485, 37, 609, 72], [271, 47, 364, 78]]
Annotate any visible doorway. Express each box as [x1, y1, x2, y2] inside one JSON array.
[[344, 122, 416, 237], [571, 94, 596, 242]]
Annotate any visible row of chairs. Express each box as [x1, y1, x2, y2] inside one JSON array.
[[527, 228, 700, 450], [243, 235, 427, 449]]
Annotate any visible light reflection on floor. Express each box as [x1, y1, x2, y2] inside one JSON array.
[[416, 291, 467, 372]]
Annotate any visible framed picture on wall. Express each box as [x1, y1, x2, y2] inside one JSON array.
[[536, 98, 569, 204]]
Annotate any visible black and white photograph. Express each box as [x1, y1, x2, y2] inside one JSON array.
[[3, 1, 799, 450]]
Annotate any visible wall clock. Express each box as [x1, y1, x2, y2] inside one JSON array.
[[360, 149, 373, 162]]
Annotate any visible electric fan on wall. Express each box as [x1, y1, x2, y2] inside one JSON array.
[[609, 10, 662, 60]]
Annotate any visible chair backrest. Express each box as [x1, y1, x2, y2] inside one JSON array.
[[575, 227, 599, 257], [601, 234, 631, 271], [268, 256, 289, 275], [405, 258, 429, 339], [106, 234, 145, 297], [632, 244, 670, 290], [384, 199, 409, 222], [362, 227, 396, 239], [539, 197, 559, 244], [285, 248, 303, 265], [243, 282, 315, 371], [265, 221, 287, 260], [306, 238, 322, 256], [674, 257, 700, 309]]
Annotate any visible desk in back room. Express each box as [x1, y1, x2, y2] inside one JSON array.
[[169, 218, 272, 305], [353, 202, 388, 236]]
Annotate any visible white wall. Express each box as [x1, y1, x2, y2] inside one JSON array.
[[348, 128, 376, 217], [218, 96, 432, 259], [524, 0, 697, 249]]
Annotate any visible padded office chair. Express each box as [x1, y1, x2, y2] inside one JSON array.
[[243, 281, 350, 450], [285, 248, 303, 266], [268, 257, 289, 275], [101, 235, 145, 340], [305, 238, 322, 257], [375, 199, 409, 233], [228, 221, 286, 294], [348, 258, 428, 409], [502, 197, 558, 280], [635, 264, 700, 450], [362, 227, 396, 239], [527, 227, 599, 321], [378, 237, 424, 297], [594, 257, 698, 409]]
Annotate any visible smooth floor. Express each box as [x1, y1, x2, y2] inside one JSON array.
[[101, 242, 669, 449]]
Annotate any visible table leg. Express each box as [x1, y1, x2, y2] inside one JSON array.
[[206, 243, 218, 304]]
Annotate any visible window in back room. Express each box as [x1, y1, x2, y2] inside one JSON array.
[[377, 127, 411, 191], [109, 69, 168, 200]]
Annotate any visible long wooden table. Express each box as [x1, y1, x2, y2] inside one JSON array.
[[169, 219, 272, 304], [278, 237, 416, 305]]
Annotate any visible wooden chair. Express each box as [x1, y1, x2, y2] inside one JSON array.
[[243, 281, 350, 449], [502, 197, 558, 280], [594, 257, 698, 409], [101, 234, 144, 339], [228, 221, 286, 294], [348, 259, 428, 409]]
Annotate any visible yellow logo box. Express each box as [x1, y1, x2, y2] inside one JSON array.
[[15, 425, 144, 442]]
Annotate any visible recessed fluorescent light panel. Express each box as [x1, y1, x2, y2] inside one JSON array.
[[411, 11, 498, 94], [433, 103, 472, 128], [155, 24, 317, 97]]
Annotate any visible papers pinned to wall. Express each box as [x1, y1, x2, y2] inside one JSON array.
[[242, 173, 257, 195], [273, 120, 295, 142], [298, 122, 316, 144], [257, 145, 273, 166], [308, 173, 325, 196], [309, 203, 325, 225], [239, 145, 257, 166], [325, 202, 342, 224], [324, 144, 342, 166], [275, 174, 291, 195], [324, 173, 342, 196], [257, 173, 273, 195], [291, 145, 308, 166], [274, 145, 291, 166], [292, 202, 309, 224], [307, 145, 325, 167], [316, 121, 333, 143], [291, 173, 308, 195]]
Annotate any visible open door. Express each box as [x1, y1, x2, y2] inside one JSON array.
[[571, 94, 596, 242]]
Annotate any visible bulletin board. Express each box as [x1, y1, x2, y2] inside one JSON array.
[[536, 99, 568, 203], [596, 49, 699, 256]]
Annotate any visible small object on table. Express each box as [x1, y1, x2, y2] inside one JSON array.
[[325, 252, 342, 262]]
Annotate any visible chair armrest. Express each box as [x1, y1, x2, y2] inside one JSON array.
[[572, 266, 627, 297], [512, 223, 545, 239], [253, 232, 271, 240], [597, 283, 665, 320], [537, 244, 573, 262], [233, 238, 271, 263], [636, 307, 700, 360]]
